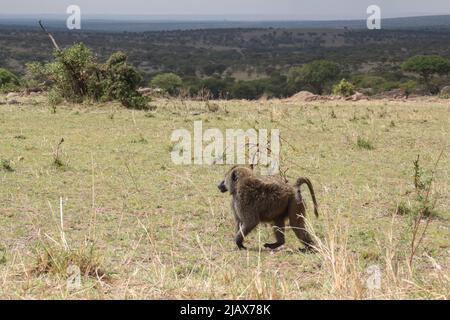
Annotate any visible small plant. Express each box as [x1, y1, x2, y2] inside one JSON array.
[[0, 245, 6, 265], [396, 201, 412, 216], [406, 152, 443, 269], [412, 155, 436, 218], [349, 113, 359, 122], [333, 79, 356, 97], [356, 137, 374, 150], [53, 138, 65, 167], [14, 135, 26, 140], [131, 134, 148, 144], [1, 159, 14, 172], [206, 101, 219, 113], [330, 110, 337, 119], [48, 88, 63, 110]]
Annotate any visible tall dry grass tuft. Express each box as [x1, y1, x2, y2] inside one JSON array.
[[33, 241, 107, 280], [33, 197, 109, 283], [308, 205, 449, 300], [309, 210, 366, 299]]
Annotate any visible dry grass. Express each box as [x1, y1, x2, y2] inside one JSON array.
[[0, 94, 449, 299]]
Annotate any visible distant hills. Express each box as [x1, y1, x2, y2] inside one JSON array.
[[1, 14, 450, 32]]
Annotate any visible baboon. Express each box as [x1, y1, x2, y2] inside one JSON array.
[[218, 166, 319, 251]]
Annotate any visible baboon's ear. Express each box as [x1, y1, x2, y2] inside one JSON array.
[[231, 170, 238, 182]]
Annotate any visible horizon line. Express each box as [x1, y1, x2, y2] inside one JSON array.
[[1, 13, 450, 22]]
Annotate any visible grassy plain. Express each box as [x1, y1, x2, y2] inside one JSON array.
[[0, 94, 449, 299]]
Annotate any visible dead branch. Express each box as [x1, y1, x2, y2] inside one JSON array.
[[38, 20, 60, 51]]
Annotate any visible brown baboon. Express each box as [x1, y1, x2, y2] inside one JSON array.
[[218, 166, 319, 251]]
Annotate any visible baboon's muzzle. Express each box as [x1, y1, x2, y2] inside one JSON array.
[[218, 181, 228, 193]]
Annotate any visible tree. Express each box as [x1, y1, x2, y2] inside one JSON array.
[[401, 55, 450, 94], [150, 73, 183, 95], [287, 60, 341, 94], [231, 80, 264, 100], [195, 77, 233, 99]]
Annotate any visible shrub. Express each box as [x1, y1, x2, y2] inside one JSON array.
[[25, 62, 53, 89], [0, 68, 20, 92], [399, 80, 419, 97], [48, 88, 64, 107], [103, 52, 149, 109], [333, 79, 356, 97], [150, 73, 183, 95], [30, 43, 149, 109]]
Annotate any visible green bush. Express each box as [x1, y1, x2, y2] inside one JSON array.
[[102, 52, 149, 109], [0, 68, 20, 92], [351, 74, 402, 94], [399, 80, 419, 97], [25, 62, 52, 88], [48, 88, 64, 107], [31, 44, 149, 109], [332, 79, 356, 97], [150, 73, 183, 95]]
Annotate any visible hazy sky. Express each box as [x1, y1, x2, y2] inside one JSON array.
[[1, 0, 450, 19]]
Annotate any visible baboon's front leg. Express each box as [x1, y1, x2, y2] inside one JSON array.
[[264, 217, 285, 250]]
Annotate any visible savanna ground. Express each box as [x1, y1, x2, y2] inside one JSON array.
[[0, 94, 449, 299]]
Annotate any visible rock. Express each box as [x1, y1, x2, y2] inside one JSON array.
[[7, 99, 19, 105], [360, 88, 374, 96], [138, 87, 152, 94], [384, 88, 406, 99], [327, 95, 343, 101], [440, 86, 450, 95], [6, 92, 19, 98], [350, 92, 368, 101], [288, 91, 319, 102], [25, 87, 44, 95]]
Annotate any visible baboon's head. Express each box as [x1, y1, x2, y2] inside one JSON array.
[[218, 166, 253, 194]]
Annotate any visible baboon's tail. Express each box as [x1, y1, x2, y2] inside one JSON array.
[[295, 177, 319, 218]]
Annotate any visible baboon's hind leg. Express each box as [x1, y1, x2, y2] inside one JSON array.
[[288, 200, 316, 251], [235, 221, 258, 250], [264, 217, 286, 250]]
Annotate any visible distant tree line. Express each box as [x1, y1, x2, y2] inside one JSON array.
[[147, 54, 450, 99], [2, 42, 450, 101]]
